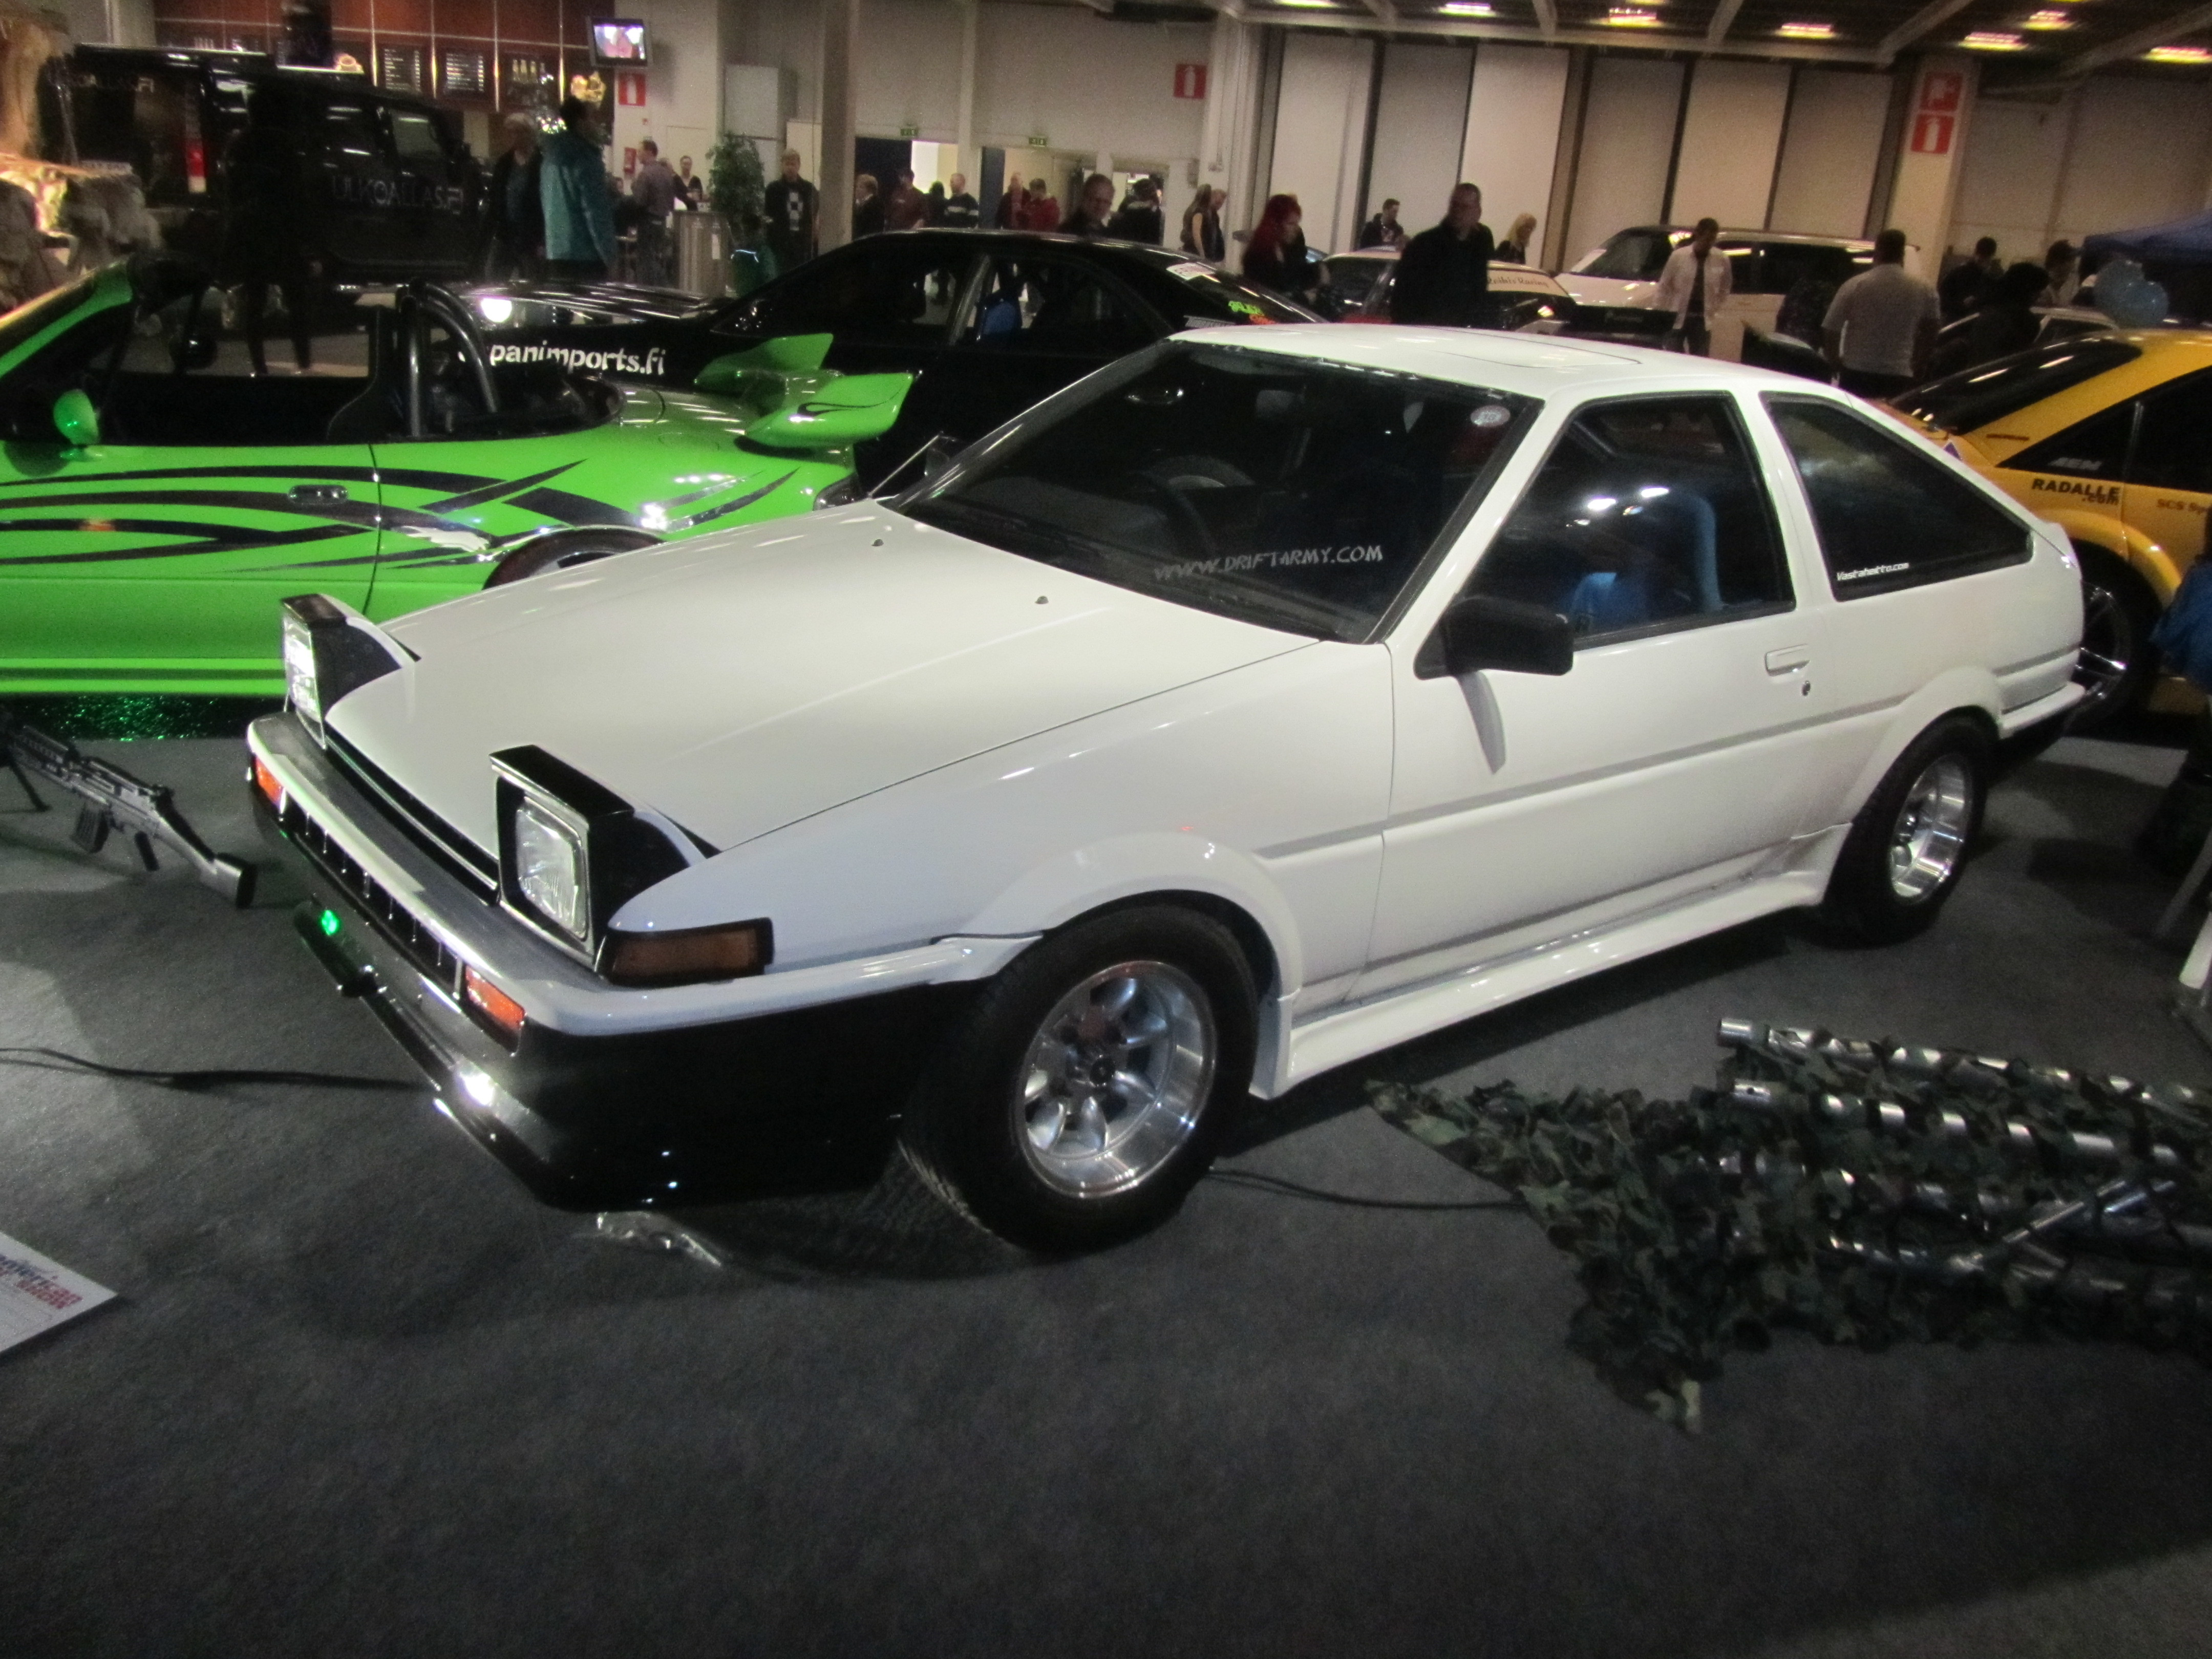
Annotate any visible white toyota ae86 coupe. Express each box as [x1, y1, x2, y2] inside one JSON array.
[[250, 326, 2083, 1251]]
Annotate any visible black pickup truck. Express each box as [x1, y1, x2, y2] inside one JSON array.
[[37, 46, 481, 286]]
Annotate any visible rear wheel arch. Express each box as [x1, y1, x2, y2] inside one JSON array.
[[484, 527, 659, 586], [2070, 542, 2162, 729]]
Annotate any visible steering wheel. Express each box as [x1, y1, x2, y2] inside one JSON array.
[[1118, 471, 1217, 560]]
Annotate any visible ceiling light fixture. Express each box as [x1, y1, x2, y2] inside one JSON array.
[[1602, 6, 1663, 27], [2022, 9, 2074, 28], [1961, 30, 2026, 49], [2147, 42, 2212, 62], [1777, 20, 1834, 38], [1439, 1, 1498, 14]]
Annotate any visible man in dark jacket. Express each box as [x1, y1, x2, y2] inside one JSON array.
[[763, 151, 818, 275], [1107, 177, 1164, 244], [943, 173, 981, 228], [1939, 236, 2001, 321], [1391, 184, 1493, 328], [222, 83, 317, 373], [483, 113, 543, 280]]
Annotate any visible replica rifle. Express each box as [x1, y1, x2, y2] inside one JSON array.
[[0, 705, 256, 907]]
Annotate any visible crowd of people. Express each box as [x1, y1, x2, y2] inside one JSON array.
[[172, 93, 2127, 402], [481, 99, 706, 287]]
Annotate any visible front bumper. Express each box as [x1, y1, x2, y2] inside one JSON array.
[[248, 713, 1000, 1208]]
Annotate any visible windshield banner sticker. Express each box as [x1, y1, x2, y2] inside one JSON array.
[[1156, 544, 1386, 581], [489, 341, 669, 379]]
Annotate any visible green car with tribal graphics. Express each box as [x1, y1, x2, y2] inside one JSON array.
[[0, 259, 911, 696]]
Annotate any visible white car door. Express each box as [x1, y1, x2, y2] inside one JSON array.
[[1357, 390, 1838, 1000]]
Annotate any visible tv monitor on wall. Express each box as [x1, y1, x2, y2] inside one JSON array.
[[589, 19, 647, 65]]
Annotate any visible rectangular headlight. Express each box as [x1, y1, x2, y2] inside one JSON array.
[[491, 745, 696, 965], [512, 798, 589, 942], [281, 604, 323, 735], [280, 594, 405, 743]]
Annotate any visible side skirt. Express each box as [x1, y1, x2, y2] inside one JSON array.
[[1260, 827, 1848, 1097]]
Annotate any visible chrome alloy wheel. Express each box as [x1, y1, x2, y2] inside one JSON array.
[[1013, 961, 1215, 1199], [2073, 581, 2133, 716], [1887, 755, 1974, 902]]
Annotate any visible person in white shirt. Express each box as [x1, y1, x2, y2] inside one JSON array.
[[1822, 227, 1940, 399], [1653, 218, 1729, 356]]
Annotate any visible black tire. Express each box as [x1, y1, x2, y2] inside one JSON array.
[[2070, 545, 2159, 731], [485, 528, 657, 586], [900, 905, 1258, 1253], [1819, 714, 1993, 944]]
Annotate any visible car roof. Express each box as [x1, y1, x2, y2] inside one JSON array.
[[1168, 322, 1838, 399], [1606, 224, 1874, 250]]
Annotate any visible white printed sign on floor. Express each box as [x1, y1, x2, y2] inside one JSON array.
[[0, 1230, 114, 1355]]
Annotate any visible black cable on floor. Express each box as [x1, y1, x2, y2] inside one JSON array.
[[1207, 1166, 1523, 1213], [0, 1046, 420, 1094]]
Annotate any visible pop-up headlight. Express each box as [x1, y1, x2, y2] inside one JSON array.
[[491, 746, 764, 982], [280, 594, 408, 743], [512, 797, 590, 943]]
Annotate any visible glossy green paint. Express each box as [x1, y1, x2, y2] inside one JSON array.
[[0, 271, 901, 696]]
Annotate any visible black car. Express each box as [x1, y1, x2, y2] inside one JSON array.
[[469, 230, 1316, 481], [37, 46, 480, 286]]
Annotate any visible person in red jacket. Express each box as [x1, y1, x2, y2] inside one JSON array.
[[1022, 178, 1060, 233]]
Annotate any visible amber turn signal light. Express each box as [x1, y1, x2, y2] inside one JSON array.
[[252, 755, 285, 812], [599, 919, 773, 987], [463, 967, 527, 1046]]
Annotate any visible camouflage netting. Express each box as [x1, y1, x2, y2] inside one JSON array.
[[1372, 1023, 2212, 1430]]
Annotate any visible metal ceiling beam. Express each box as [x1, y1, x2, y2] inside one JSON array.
[[1530, 0, 1558, 41], [1875, 0, 1974, 66], [1357, 0, 1399, 20], [1705, 0, 1744, 48], [1258, 9, 1878, 59], [2063, 1, 2212, 75]]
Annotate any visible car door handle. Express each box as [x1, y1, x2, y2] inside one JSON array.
[[1764, 646, 1812, 674], [288, 484, 350, 505]]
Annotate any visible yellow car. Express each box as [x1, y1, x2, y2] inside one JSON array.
[[1891, 331, 2212, 726]]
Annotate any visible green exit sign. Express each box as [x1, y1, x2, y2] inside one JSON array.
[[1027, 133, 1049, 148], [898, 123, 920, 138]]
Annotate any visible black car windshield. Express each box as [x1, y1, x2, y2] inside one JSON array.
[[1893, 337, 2144, 434], [0, 275, 101, 362], [1322, 257, 1390, 308], [1122, 249, 1316, 324], [1574, 229, 1681, 281], [900, 342, 1536, 641]]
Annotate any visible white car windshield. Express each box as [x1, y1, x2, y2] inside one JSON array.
[[900, 343, 1536, 641]]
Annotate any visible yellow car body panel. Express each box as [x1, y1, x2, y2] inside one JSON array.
[[1897, 330, 2212, 596]]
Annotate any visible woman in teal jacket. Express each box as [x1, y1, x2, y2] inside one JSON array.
[[540, 98, 618, 280]]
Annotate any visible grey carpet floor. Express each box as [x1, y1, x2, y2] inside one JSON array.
[[3, 729, 2210, 1658]]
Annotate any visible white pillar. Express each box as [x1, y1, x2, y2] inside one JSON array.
[[1883, 54, 1977, 272]]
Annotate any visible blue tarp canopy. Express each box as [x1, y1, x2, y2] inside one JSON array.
[[2085, 208, 2212, 265]]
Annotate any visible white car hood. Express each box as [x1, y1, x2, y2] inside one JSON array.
[[330, 509, 1311, 853], [1558, 274, 1661, 310]]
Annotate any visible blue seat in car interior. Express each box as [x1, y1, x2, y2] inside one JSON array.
[[978, 297, 1023, 339], [1558, 488, 1721, 632]]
